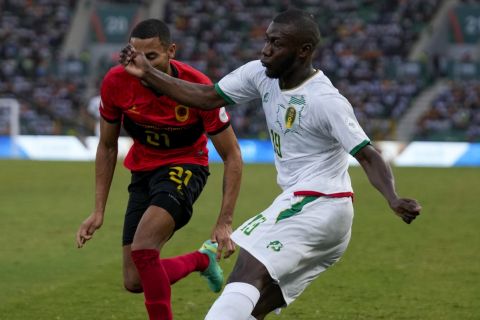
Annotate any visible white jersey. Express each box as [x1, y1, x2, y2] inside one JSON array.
[[216, 60, 370, 194]]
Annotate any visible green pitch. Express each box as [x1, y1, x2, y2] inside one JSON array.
[[0, 160, 479, 319]]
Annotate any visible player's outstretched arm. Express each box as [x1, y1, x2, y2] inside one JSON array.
[[119, 44, 226, 110], [209, 126, 243, 260], [76, 119, 121, 247], [354, 144, 421, 224]]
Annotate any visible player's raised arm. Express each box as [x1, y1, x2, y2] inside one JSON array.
[[120, 44, 226, 110], [354, 144, 422, 224]]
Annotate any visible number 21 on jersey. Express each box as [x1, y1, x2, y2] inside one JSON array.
[[270, 129, 282, 158]]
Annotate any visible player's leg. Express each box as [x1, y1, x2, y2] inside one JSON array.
[[131, 205, 176, 320], [124, 239, 214, 290], [205, 248, 275, 320], [206, 193, 355, 320], [151, 164, 223, 288], [130, 165, 214, 320], [161, 239, 223, 291], [123, 168, 176, 319], [125, 241, 221, 291], [122, 177, 149, 293], [159, 241, 212, 285], [204, 249, 285, 320], [126, 223, 200, 292], [251, 281, 285, 320], [122, 165, 216, 291], [123, 245, 142, 293], [250, 196, 354, 320], [205, 193, 295, 320]]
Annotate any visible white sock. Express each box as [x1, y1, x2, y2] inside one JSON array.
[[205, 282, 260, 320]]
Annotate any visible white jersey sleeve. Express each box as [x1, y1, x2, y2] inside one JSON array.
[[215, 60, 263, 104], [317, 94, 370, 155]]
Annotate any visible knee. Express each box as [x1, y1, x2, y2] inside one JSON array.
[[123, 278, 143, 294], [130, 230, 155, 252], [130, 240, 151, 252], [123, 265, 143, 294], [131, 238, 165, 252]]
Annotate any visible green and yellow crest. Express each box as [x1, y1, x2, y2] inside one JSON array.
[[285, 106, 296, 129]]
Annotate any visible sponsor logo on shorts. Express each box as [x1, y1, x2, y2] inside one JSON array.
[[267, 240, 283, 252]]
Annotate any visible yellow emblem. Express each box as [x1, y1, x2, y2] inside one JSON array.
[[285, 106, 296, 129], [128, 105, 140, 114], [175, 105, 189, 122]]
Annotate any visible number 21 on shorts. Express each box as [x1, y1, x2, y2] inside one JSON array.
[[169, 166, 193, 191]]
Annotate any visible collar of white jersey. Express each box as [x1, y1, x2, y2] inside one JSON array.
[[280, 69, 321, 92]]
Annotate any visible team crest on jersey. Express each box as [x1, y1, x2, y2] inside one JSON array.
[[285, 106, 296, 129], [275, 95, 305, 134], [127, 105, 140, 114], [175, 105, 189, 122]]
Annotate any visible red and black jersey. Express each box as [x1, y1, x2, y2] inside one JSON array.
[[99, 60, 230, 171]]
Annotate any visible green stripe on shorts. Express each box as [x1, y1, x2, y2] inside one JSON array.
[[276, 196, 318, 223]]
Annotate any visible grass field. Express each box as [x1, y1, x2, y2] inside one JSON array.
[[0, 160, 479, 319]]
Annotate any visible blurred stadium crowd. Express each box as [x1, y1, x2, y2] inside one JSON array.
[[0, 0, 88, 135], [0, 0, 479, 141]]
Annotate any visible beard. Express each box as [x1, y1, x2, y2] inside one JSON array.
[[264, 54, 296, 79]]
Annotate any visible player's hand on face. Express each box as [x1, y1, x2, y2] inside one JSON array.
[[389, 198, 421, 224], [119, 44, 151, 78], [211, 222, 236, 260], [76, 212, 104, 248]]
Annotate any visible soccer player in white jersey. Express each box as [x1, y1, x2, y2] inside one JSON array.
[[119, 8, 421, 320]]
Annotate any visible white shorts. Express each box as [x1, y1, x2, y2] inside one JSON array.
[[231, 191, 354, 305]]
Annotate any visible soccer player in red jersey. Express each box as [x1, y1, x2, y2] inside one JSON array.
[[76, 19, 242, 320]]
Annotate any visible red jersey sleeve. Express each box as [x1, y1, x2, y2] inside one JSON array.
[[200, 107, 231, 135], [99, 69, 122, 123], [170, 60, 232, 135]]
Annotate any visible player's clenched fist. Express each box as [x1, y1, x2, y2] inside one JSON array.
[[119, 44, 152, 78], [389, 198, 422, 224]]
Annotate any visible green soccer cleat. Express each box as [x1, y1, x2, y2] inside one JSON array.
[[199, 240, 224, 293]]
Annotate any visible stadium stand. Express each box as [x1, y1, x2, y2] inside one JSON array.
[[415, 80, 480, 141], [165, 0, 442, 140], [0, 0, 92, 135], [1, 0, 479, 143], [409, 0, 480, 142]]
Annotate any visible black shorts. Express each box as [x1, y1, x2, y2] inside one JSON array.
[[122, 164, 209, 245]]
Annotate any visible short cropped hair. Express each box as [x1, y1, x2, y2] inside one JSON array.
[[130, 19, 171, 45], [273, 9, 321, 48]]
